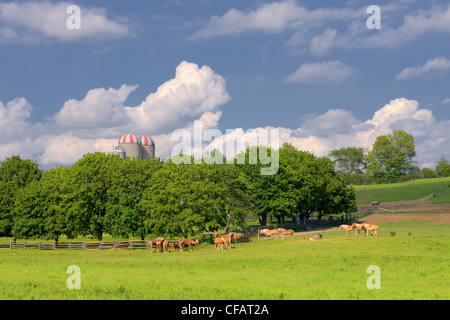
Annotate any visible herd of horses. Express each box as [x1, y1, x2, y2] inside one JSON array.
[[147, 232, 247, 253], [147, 237, 199, 253], [147, 222, 379, 253], [339, 223, 379, 236]]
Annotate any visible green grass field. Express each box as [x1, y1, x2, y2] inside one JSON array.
[[355, 177, 450, 205], [1, 220, 448, 300]]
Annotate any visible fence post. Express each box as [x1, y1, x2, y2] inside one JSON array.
[[24, 241, 26, 250], [115, 240, 118, 250], [38, 241, 41, 250]]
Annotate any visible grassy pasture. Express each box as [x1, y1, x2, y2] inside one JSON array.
[[355, 177, 450, 205], [0, 219, 448, 300]]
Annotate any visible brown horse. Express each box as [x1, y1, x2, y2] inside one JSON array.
[[147, 240, 155, 253], [214, 232, 228, 250], [230, 232, 245, 246], [339, 225, 353, 236], [279, 229, 294, 239], [154, 238, 165, 253]]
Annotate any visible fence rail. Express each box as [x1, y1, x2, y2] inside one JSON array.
[[231, 209, 373, 237], [0, 210, 373, 250]]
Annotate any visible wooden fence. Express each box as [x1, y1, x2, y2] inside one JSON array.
[[0, 210, 373, 250], [231, 209, 373, 237]]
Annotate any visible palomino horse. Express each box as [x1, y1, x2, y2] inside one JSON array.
[[179, 238, 198, 252], [364, 224, 379, 236], [230, 232, 245, 246], [339, 225, 354, 236], [279, 229, 294, 239], [351, 223, 363, 235], [214, 232, 229, 250]]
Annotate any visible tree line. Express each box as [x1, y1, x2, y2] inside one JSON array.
[[0, 143, 356, 241], [328, 129, 450, 184]]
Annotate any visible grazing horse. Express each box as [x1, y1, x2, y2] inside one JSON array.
[[339, 225, 353, 236], [171, 242, 180, 252], [147, 240, 155, 253], [178, 238, 188, 252], [351, 223, 363, 235], [185, 238, 199, 251], [214, 232, 229, 250], [154, 238, 165, 253], [279, 229, 294, 239], [231, 232, 245, 246], [162, 240, 169, 253], [365, 224, 379, 236], [259, 229, 270, 237]]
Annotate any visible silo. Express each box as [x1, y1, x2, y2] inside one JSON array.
[[139, 135, 155, 159], [118, 133, 141, 159]]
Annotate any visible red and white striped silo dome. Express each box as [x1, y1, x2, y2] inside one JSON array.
[[139, 135, 155, 146], [118, 133, 140, 144]]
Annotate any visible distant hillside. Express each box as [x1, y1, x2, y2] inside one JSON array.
[[354, 177, 450, 205]]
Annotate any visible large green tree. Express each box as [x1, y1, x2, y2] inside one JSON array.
[[67, 152, 120, 240], [366, 130, 416, 182], [435, 155, 450, 178], [0, 156, 42, 237], [12, 166, 71, 241], [142, 159, 226, 238], [104, 157, 163, 240]]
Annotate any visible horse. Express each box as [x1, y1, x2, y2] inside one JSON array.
[[259, 229, 270, 237], [185, 238, 199, 251], [214, 232, 229, 250], [147, 240, 155, 253], [339, 225, 353, 236], [351, 223, 363, 235], [365, 224, 379, 236], [230, 232, 245, 246], [279, 229, 294, 239], [162, 240, 169, 253], [171, 242, 180, 252], [154, 238, 165, 253]]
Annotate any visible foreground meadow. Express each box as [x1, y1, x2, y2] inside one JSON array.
[[0, 221, 448, 300]]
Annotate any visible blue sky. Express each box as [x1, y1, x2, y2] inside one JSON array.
[[1, 0, 450, 169]]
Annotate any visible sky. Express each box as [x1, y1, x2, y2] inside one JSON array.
[[0, 0, 450, 170]]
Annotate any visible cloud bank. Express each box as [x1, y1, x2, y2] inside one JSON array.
[[0, 61, 448, 170]]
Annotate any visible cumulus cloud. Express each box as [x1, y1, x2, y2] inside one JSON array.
[[0, 61, 231, 168], [54, 84, 137, 130], [285, 60, 354, 84], [0, 1, 132, 43], [126, 61, 230, 135], [200, 98, 450, 169], [396, 57, 450, 80]]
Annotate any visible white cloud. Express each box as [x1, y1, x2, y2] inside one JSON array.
[[0, 61, 231, 168], [442, 98, 450, 104], [396, 57, 450, 80], [54, 84, 137, 130], [285, 60, 354, 84], [310, 29, 337, 56], [190, 0, 360, 40], [0, 1, 132, 43], [126, 61, 230, 135], [201, 97, 450, 169]]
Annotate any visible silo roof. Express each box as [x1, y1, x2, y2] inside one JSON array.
[[119, 133, 140, 144], [139, 135, 155, 146]]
